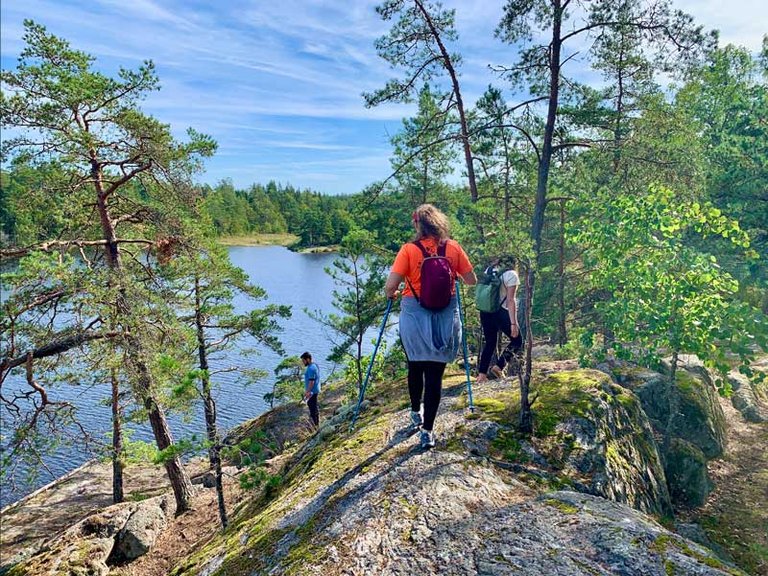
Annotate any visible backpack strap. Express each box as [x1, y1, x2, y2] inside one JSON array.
[[412, 240, 431, 257], [405, 241, 427, 302]]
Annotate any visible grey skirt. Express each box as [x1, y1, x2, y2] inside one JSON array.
[[399, 296, 461, 363]]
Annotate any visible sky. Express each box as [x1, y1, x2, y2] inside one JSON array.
[[1, 0, 766, 195]]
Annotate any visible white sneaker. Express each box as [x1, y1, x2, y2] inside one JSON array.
[[420, 430, 435, 449], [410, 410, 423, 429]]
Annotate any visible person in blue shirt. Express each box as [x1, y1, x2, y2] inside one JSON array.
[[300, 352, 320, 427]]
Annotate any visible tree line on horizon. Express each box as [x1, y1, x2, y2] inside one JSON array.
[[1, 0, 767, 535]]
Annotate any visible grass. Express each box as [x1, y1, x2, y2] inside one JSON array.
[[217, 233, 298, 246]]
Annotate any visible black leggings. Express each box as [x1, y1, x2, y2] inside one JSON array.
[[407, 361, 445, 432], [478, 308, 523, 375]]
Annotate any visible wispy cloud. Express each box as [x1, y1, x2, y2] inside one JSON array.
[[1, 0, 765, 194]]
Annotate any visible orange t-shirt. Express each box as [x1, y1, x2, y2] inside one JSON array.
[[391, 237, 473, 298]]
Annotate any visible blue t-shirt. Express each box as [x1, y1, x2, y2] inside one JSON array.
[[304, 362, 320, 395]]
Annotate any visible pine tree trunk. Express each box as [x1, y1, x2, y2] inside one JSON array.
[[415, 0, 478, 202], [111, 367, 124, 504], [195, 277, 228, 528], [664, 350, 680, 454], [557, 201, 567, 346], [520, 1, 564, 433], [92, 159, 193, 514], [518, 264, 535, 434]]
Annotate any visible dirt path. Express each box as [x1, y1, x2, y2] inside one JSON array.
[[683, 399, 768, 575]]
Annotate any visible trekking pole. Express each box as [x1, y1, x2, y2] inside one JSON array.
[[455, 281, 475, 413], [350, 298, 393, 432]]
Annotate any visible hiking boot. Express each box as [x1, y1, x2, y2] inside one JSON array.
[[490, 365, 504, 379], [410, 410, 423, 429], [420, 430, 435, 449]]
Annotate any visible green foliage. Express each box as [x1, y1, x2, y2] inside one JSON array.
[[265, 356, 304, 408], [201, 179, 354, 248], [221, 431, 280, 492], [123, 437, 160, 466], [307, 229, 389, 390], [152, 437, 199, 465], [572, 184, 767, 386]]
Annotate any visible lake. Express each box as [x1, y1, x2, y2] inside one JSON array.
[[0, 245, 394, 507]]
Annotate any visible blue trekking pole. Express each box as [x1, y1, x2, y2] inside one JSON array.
[[455, 281, 475, 413], [350, 298, 393, 431]]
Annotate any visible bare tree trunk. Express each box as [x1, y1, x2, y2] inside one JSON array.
[[664, 349, 680, 454], [556, 200, 567, 346], [520, 0, 564, 434], [195, 277, 228, 529], [519, 262, 535, 434], [111, 366, 124, 504]]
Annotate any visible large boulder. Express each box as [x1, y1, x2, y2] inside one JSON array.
[[728, 370, 768, 423], [529, 369, 673, 517], [4, 504, 134, 576], [109, 496, 169, 563], [5, 495, 169, 575], [603, 360, 727, 459], [664, 438, 713, 508]]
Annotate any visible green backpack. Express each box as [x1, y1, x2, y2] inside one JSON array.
[[475, 266, 506, 313]]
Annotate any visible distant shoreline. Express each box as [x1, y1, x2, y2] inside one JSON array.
[[217, 233, 298, 246], [218, 234, 338, 253]]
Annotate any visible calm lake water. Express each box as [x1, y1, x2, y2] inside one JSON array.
[[0, 246, 394, 507]]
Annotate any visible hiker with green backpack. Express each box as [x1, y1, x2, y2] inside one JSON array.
[[475, 257, 523, 383]]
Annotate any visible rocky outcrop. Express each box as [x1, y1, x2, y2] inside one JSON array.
[[109, 496, 170, 563], [597, 357, 733, 509], [5, 495, 169, 575], [521, 370, 672, 516], [664, 439, 713, 507], [171, 369, 743, 575], [727, 370, 768, 423], [605, 360, 727, 459]]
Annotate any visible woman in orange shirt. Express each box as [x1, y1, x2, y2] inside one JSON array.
[[384, 204, 476, 449]]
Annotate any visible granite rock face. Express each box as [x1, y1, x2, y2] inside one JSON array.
[[5, 495, 169, 575], [175, 371, 742, 576], [663, 439, 714, 508], [604, 360, 727, 459], [109, 496, 170, 562]]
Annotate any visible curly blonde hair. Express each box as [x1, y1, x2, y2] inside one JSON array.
[[413, 204, 450, 242]]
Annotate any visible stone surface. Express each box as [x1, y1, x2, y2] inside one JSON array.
[[664, 439, 713, 508], [4, 495, 171, 574], [728, 370, 768, 423], [5, 502, 134, 575], [530, 370, 672, 516], [601, 360, 727, 459], [110, 496, 169, 563], [175, 371, 743, 576]]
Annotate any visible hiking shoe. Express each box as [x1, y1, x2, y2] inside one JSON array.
[[410, 410, 423, 429], [420, 430, 435, 449], [490, 365, 504, 379]]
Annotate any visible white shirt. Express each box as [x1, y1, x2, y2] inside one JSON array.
[[500, 269, 519, 312]]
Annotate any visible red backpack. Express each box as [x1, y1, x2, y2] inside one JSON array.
[[407, 240, 454, 311]]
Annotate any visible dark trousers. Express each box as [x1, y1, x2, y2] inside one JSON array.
[[307, 393, 319, 427], [478, 308, 523, 375], [407, 361, 446, 432]]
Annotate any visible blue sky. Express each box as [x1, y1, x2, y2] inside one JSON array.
[[1, 0, 766, 195]]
